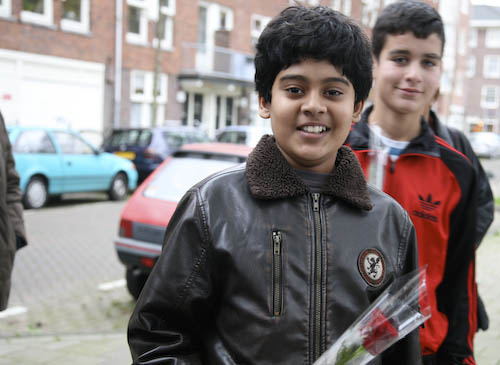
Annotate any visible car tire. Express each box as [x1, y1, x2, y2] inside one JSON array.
[[109, 172, 128, 201], [126, 268, 149, 300], [23, 176, 48, 209]]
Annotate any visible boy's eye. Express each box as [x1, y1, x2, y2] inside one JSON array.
[[422, 59, 437, 68], [285, 87, 303, 95], [392, 57, 408, 64], [325, 89, 342, 97]]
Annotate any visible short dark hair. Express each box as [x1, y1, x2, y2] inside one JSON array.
[[372, 0, 445, 60], [254, 6, 372, 105]]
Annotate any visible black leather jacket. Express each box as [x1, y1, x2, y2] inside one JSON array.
[[128, 136, 421, 364]]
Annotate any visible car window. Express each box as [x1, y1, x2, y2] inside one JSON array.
[[143, 156, 241, 202], [217, 131, 246, 144], [106, 129, 152, 147], [163, 132, 185, 150], [13, 130, 56, 154], [53, 131, 94, 154]]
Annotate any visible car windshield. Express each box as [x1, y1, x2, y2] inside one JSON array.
[[162, 131, 211, 150], [106, 129, 153, 147], [143, 156, 240, 202]]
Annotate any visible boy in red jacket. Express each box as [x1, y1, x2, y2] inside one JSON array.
[[348, 1, 478, 363]]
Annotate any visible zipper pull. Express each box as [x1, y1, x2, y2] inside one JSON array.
[[273, 231, 282, 254], [312, 193, 320, 212]]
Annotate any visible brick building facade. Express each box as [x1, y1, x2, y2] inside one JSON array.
[[2, 0, 484, 138]]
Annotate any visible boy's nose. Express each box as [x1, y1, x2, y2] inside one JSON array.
[[404, 62, 423, 83], [301, 93, 326, 115]]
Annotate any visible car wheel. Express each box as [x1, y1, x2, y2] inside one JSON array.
[[109, 172, 128, 201], [126, 268, 149, 300], [23, 177, 48, 209]]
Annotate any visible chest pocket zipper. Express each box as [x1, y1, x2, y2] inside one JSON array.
[[272, 230, 283, 316]]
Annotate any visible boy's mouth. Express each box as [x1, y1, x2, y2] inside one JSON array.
[[297, 125, 329, 134]]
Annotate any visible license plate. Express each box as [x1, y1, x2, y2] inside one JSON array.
[[114, 151, 136, 160]]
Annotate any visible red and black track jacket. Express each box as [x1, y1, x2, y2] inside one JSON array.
[[347, 107, 478, 364]]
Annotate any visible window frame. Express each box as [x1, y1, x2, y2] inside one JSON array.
[[466, 55, 476, 78], [152, 0, 176, 50], [469, 28, 478, 48], [61, 0, 90, 34], [0, 0, 12, 18], [481, 85, 500, 109], [21, 0, 53, 26], [485, 28, 500, 48], [250, 14, 270, 46], [126, 2, 148, 45], [483, 55, 500, 79]]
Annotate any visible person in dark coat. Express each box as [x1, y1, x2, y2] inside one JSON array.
[[0, 110, 27, 311]]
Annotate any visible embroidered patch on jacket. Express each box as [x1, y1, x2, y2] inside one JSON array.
[[358, 248, 385, 287]]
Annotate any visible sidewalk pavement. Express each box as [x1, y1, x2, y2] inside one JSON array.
[[0, 218, 499, 364], [0, 333, 131, 365]]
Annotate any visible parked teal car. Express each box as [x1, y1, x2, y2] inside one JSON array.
[[7, 126, 138, 209]]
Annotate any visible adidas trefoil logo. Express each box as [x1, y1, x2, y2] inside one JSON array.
[[418, 194, 441, 212], [413, 194, 440, 223]]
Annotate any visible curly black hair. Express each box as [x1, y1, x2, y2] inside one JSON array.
[[371, 0, 445, 60], [254, 5, 372, 105]]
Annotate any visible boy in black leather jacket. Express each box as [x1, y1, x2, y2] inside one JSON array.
[[128, 5, 421, 364]]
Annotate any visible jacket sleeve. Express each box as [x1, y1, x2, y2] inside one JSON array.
[[128, 188, 214, 364], [1, 113, 27, 249], [382, 213, 422, 364], [449, 128, 494, 246], [436, 163, 478, 363]]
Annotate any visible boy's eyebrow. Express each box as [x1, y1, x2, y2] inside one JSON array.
[[279, 74, 350, 86], [389, 49, 442, 60]]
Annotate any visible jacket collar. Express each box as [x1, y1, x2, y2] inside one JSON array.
[[245, 135, 372, 211], [349, 105, 439, 157]]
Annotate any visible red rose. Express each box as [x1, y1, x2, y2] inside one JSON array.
[[362, 309, 399, 355]]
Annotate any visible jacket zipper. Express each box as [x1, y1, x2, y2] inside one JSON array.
[[311, 193, 323, 362], [272, 230, 283, 316]]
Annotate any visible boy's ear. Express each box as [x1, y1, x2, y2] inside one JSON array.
[[258, 95, 271, 119], [352, 100, 365, 123]]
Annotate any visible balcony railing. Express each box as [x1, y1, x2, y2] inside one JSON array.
[[181, 43, 255, 83]]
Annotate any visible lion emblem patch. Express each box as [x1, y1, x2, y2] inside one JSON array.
[[358, 248, 385, 287]]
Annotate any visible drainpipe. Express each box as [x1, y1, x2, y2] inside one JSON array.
[[114, 0, 123, 129]]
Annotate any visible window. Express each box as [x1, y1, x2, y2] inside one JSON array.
[[13, 130, 56, 154], [61, 0, 89, 33], [483, 55, 500, 78], [217, 5, 233, 31], [469, 28, 477, 48], [53, 132, 94, 154], [0, 0, 11, 18], [225, 97, 233, 126], [21, 0, 53, 26], [153, 0, 176, 50], [130, 70, 168, 126], [331, 0, 341, 11], [198, 6, 207, 45], [344, 0, 352, 16], [194, 93, 203, 124], [481, 86, 500, 109], [198, 2, 233, 46], [127, 1, 148, 45], [458, 30, 466, 56], [485, 28, 500, 48], [466, 56, 476, 78], [251, 14, 270, 46]]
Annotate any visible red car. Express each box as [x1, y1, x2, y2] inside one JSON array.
[[115, 142, 253, 299]]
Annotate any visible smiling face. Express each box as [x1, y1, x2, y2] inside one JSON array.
[[259, 59, 363, 173], [373, 32, 442, 117]]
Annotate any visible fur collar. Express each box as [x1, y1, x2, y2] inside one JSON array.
[[246, 135, 372, 211]]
